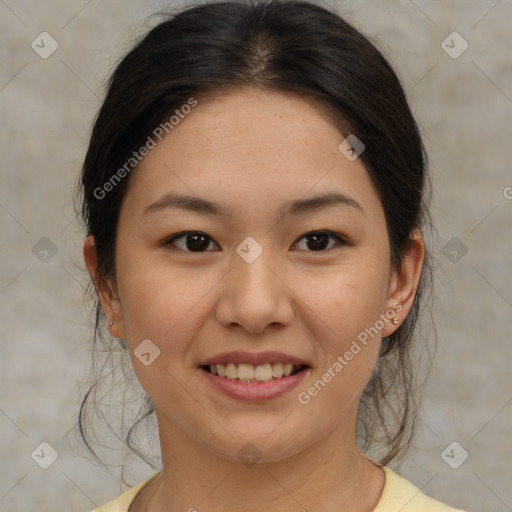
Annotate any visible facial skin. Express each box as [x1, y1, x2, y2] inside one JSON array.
[[84, 86, 424, 512]]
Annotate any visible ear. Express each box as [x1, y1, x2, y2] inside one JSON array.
[[83, 235, 127, 339], [381, 228, 425, 338]]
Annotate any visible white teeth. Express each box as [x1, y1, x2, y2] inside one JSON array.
[[237, 363, 255, 381], [225, 363, 237, 379], [283, 363, 294, 377], [208, 362, 303, 382], [254, 363, 272, 381], [272, 362, 284, 378]]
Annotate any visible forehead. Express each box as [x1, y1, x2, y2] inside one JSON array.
[[121, 87, 383, 223], [166, 86, 347, 161]]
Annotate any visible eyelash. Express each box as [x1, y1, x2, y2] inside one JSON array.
[[163, 230, 349, 254]]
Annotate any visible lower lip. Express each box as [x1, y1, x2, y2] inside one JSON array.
[[200, 366, 310, 402]]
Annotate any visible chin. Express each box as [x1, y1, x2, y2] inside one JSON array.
[[197, 421, 312, 465]]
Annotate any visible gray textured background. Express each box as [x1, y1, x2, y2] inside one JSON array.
[[1, 0, 511, 510]]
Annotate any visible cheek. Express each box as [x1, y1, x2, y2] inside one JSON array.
[[115, 259, 210, 412], [117, 261, 213, 346], [300, 259, 390, 343], [293, 247, 390, 404], [293, 262, 388, 413]]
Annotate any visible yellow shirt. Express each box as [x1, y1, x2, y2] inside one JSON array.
[[89, 466, 466, 512]]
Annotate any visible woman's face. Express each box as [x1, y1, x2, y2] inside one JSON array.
[[86, 87, 422, 463]]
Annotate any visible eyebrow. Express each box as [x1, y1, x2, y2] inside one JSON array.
[[143, 191, 364, 220]]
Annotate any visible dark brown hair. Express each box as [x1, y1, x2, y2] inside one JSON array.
[[75, 0, 433, 471]]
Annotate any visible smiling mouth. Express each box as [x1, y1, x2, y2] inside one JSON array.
[[201, 362, 307, 383]]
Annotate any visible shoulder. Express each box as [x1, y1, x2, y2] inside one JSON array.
[[88, 472, 161, 512], [375, 466, 466, 512]]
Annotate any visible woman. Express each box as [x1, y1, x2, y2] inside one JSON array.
[[77, 1, 467, 510]]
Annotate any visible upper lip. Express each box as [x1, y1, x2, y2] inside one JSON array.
[[201, 350, 310, 367]]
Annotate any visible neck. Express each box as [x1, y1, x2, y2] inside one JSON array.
[[137, 412, 385, 512]]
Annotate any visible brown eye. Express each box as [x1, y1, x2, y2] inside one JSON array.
[[165, 232, 219, 252], [292, 231, 347, 252]]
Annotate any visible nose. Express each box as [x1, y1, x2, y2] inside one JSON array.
[[215, 246, 294, 334]]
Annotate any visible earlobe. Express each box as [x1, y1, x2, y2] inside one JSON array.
[[83, 235, 126, 339], [382, 229, 425, 337]]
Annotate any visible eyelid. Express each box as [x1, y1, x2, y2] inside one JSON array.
[[164, 231, 219, 252], [292, 230, 350, 251], [164, 230, 350, 253]]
